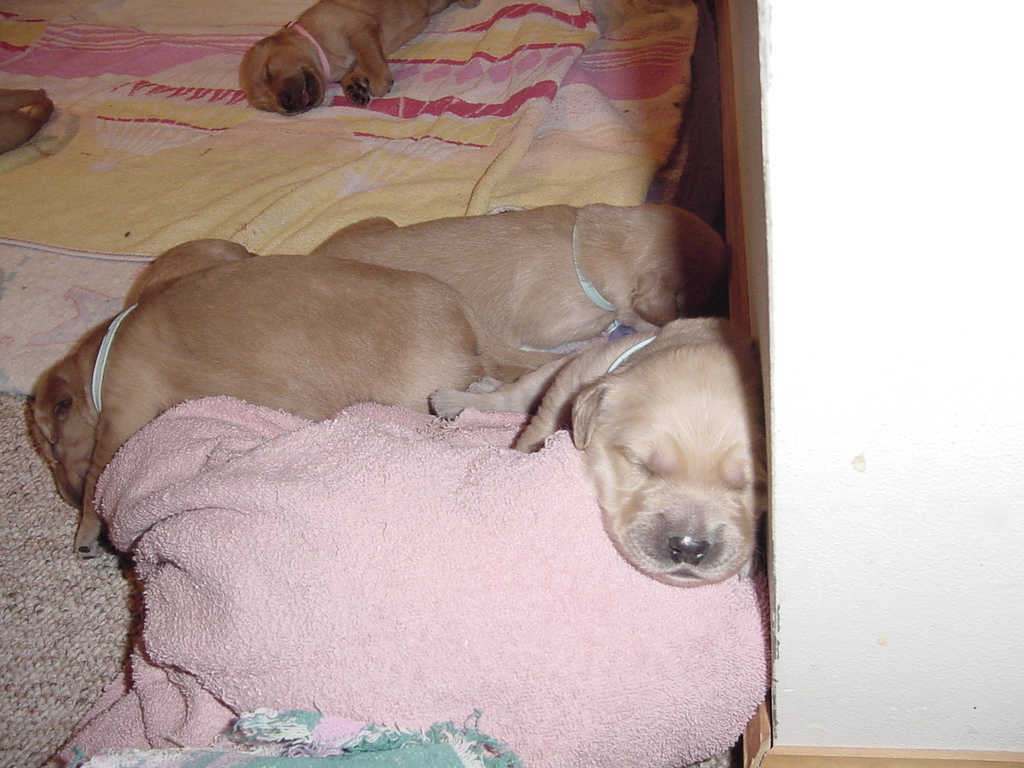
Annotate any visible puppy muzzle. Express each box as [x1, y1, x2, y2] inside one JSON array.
[[276, 70, 323, 114], [626, 509, 752, 586]]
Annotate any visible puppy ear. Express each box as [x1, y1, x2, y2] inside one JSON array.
[[239, 37, 276, 98], [36, 383, 92, 507], [632, 265, 682, 326], [242, 35, 276, 65], [33, 372, 73, 440], [28, 382, 71, 475], [571, 381, 607, 449], [51, 394, 74, 427]]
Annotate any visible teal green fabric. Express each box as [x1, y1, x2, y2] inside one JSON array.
[[71, 709, 522, 768]]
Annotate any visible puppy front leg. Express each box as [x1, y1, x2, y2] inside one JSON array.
[[342, 26, 394, 105], [75, 403, 157, 557], [430, 354, 575, 420], [513, 372, 582, 452], [74, 494, 103, 558], [76, 451, 110, 557]]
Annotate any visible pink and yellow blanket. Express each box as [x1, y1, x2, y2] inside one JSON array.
[[0, 0, 700, 394]]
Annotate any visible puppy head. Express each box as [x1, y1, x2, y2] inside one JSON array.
[[572, 324, 765, 585], [29, 345, 100, 510], [626, 205, 728, 322], [240, 29, 329, 115]]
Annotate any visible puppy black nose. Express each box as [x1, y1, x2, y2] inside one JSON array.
[[280, 93, 302, 113], [668, 535, 710, 565], [278, 77, 312, 114]]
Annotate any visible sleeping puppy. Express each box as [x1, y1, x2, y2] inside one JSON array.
[[312, 203, 728, 350], [123, 237, 253, 305], [240, 0, 479, 113], [30, 239, 554, 558], [430, 318, 766, 585], [0, 88, 54, 154]]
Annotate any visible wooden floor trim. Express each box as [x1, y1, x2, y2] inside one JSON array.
[[756, 746, 1024, 768]]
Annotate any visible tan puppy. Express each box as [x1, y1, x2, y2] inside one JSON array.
[[123, 238, 253, 305], [240, 0, 478, 113], [313, 204, 728, 350], [30, 240, 553, 558], [430, 318, 766, 585], [0, 88, 54, 154]]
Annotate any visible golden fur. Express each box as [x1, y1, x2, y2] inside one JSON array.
[[430, 318, 766, 585], [239, 0, 478, 113], [313, 204, 728, 350], [30, 239, 553, 558]]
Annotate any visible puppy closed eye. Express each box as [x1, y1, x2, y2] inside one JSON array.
[[719, 450, 752, 490], [620, 447, 655, 477], [53, 396, 73, 423]]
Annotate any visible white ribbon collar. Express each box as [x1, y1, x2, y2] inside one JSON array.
[[606, 335, 656, 373], [91, 304, 136, 413], [571, 214, 617, 313]]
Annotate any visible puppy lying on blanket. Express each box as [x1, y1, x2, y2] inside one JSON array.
[[31, 238, 552, 558], [0, 88, 54, 154], [431, 318, 766, 585], [240, 0, 478, 113], [313, 204, 728, 350]]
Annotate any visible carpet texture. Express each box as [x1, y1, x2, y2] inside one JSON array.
[[0, 394, 134, 768]]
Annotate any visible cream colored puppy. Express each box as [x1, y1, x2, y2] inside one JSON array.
[[313, 203, 728, 350], [240, 0, 478, 113], [430, 318, 765, 585], [31, 240, 553, 558]]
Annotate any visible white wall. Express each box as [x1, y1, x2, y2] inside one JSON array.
[[752, 0, 1024, 752]]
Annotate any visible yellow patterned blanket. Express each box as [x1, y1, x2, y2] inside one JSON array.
[[0, 0, 699, 393]]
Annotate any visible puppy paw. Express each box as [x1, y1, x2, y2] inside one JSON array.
[[74, 507, 103, 558], [429, 388, 471, 419], [513, 436, 544, 453], [342, 75, 372, 106], [370, 73, 394, 98], [76, 543, 99, 559], [513, 424, 553, 453], [466, 377, 503, 394], [74, 528, 100, 559], [342, 72, 393, 105], [21, 94, 55, 126]]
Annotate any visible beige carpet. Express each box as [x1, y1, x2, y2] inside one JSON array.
[[0, 394, 134, 768]]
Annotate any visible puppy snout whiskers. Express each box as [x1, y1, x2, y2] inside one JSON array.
[[668, 535, 710, 565]]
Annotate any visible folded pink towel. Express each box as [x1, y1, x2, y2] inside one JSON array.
[[55, 398, 767, 768]]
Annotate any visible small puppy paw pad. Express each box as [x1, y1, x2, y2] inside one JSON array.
[[342, 78, 372, 106]]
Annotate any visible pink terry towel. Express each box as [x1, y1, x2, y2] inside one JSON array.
[[55, 398, 768, 768]]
